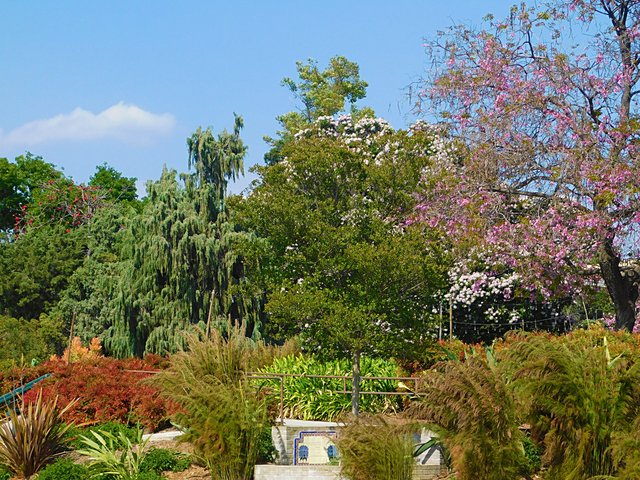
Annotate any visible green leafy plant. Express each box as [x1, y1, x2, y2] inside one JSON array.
[[76, 428, 149, 479], [336, 415, 414, 480], [139, 447, 191, 473], [255, 427, 276, 465], [522, 436, 541, 474], [152, 326, 272, 480], [259, 354, 400, 420], [66, 421, 140, 450], [135, 473, 164, 480], [36, 459, 89, 480], [0, 393, 75, 479]]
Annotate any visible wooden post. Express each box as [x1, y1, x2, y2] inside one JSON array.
[[279, 375, 284, 422], [66, 310, 76, 365], [449, 299, 453, 342], [206, 288, 216, 338], [351, 350, 361, 417]]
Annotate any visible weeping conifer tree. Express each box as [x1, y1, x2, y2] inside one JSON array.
[[106, 116, 262, 357]]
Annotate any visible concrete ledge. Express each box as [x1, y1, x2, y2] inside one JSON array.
[[255, 465, 343, 480], [254, 465, 445, 480]]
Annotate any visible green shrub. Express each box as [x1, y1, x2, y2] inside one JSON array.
[[504, 334, 640, 480], [522, 436, 541, 474], [76, 428, 149, 479], [134, 472, 164, 480], [67, 421, 139, 450], [260, 354, 400, 420], [256, 427, 276, 464], [37, 459, 89, 480], [408, 357, 528, 480], [140, 447, 191, 473], [0, 466, 10, 480], [336, 415, 414, 480]]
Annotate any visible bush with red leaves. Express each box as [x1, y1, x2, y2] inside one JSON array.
[[21, 356, 178, 431]]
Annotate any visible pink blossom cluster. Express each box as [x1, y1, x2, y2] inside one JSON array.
[[415, 0, 640, 308]]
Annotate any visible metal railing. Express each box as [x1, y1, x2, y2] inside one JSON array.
[[245, 372, 423, 422], [125, 369, 424, 422]]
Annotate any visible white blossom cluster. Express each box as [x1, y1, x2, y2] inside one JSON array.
[[410, 122, 458, 176], [445, 262, 521, 323], [295, 115, 395, 166], [289, 115, 456, 174]]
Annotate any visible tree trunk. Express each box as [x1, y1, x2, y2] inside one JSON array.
[[351, 350, 361, 417], [599, 240, 638, 332]]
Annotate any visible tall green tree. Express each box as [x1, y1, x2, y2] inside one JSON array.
[[0, 223, 87, 320], [264, 55, 371, 164], [237, 115, 448, 414], [52, 203, 134, 344], [105, 117, 261, 357]]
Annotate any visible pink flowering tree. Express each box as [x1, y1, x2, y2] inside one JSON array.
[[414, 0, 640, 330]]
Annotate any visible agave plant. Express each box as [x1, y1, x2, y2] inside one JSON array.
[[0, 393, 75, 479], [76, 428, 149, 479]]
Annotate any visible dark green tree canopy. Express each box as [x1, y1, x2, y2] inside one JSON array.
[[89, 163, 138, 204], [103, 118, 260, 357], [0, 153, 62, 233], [238, 115, 448, 361]]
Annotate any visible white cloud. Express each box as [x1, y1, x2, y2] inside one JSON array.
[[0, 102, 176, 147]]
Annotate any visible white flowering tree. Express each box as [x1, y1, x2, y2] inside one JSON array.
[[235, 114, 448, 414], [444, 262, 571, 343]]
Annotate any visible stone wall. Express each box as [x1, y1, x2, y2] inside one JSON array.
[[272, 419, 441, 467], [254, 465, 446, 480]]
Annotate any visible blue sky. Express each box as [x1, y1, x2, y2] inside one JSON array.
[[0, 1, 508, 195]]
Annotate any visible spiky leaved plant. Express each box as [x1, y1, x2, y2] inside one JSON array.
[[76, 428, 149, 479], [408, 355, 528, 480], [336, 415, 415, 480], [0, 393, 75, 479], [151, 324, 272, 480], [505, 334, 640, 480]]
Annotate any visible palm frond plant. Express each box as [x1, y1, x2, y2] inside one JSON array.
[[407, 356, 528, 480], [0, 393, 75, 479], [504, 334, 640, 480], [76, 428, 149, 479], [151, 325, 272, 480], [336, 415, 415, 480]]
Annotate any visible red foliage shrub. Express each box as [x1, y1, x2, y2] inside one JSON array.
[[0, 363, 52, 395], [21, 356, 178, 431]]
